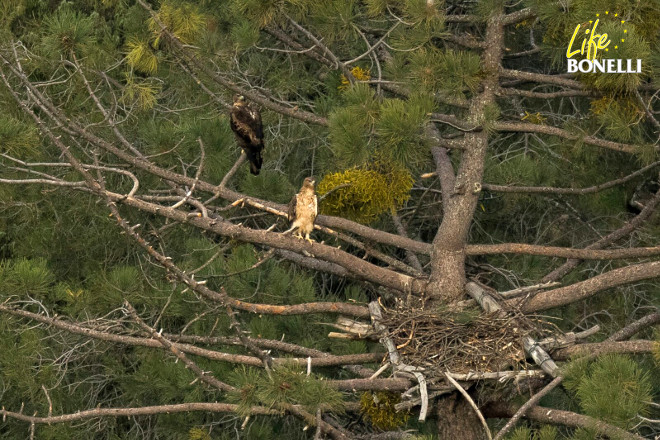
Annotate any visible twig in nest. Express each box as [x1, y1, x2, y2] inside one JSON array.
[[445, 372, 492, 440]]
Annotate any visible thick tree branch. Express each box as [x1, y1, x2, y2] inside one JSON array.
[[125, 301, 235, 392], [518, 261, 660, 312], [0, 304, 381, 368], [552, 340, 655, 360], [0, 402, 279, 424], [542, 181, 660, 282], [484, 402, 645, 440], [606, 312, 660, 342], [494, 121, 642, 154], [484, 160, 660, 194]]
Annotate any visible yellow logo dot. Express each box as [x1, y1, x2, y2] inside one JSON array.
[[614, 13, 618, 17], [614, 45, 618, 49], [596, 13, 599, 16], [624, 29, 627, 33], [605, 48, 609, 51], [605, 11, 609, 14], [621, 39, 625, 42], [586, 29, 590, 34]]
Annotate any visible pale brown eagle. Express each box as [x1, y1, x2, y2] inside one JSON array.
[[230, 94, 264, 175], [285, 177, 318, 242]]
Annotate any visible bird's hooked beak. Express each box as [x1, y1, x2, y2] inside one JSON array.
[[233, 94, 246, 106]]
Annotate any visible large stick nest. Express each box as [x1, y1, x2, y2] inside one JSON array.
[[380, 300, 554, 376]]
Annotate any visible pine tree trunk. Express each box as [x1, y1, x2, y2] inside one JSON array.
[[436, 393, 490, 440], [428, 11, 505, 303]]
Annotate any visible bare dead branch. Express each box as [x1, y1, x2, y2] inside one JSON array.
[[494, 121, 643, 154], [552, 340, 655, 360], [520, 261, 660, 312], [124, 301, 235, 392], [0, 402, 279, 425], [484, 402, 645, 440], [483, 160, 660, 194], [606, 312, 660, 342]]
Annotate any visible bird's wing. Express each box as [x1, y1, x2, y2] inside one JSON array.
[[248, 104, 264, 141], [288, 194, 297, 222], [230, 106, 256, 140], [312, 194, 318, 219]]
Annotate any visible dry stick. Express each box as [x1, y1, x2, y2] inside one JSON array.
[[368, 301, 429, 421], [457, 281, 560, 309], [218, 152, 247, 189], [635, 90, 660, 130], [444, 373, 492, 440], [542, 175, 660, 283], [536, 325, 601, 350], [0, 303, 378, 369], [552, 340, 655, 360], [41, 385, 52, 418], [0, 402, 279, 424], [493, 375, 563, 440], [494, 121, 642, 154], [486, 402, 646, 440], [391, 213, 424, 273], [606, 312, 660, 341], [125, 301, 235, 392], [483, 160, 660, 194], [522, 260, 660, 313], [465, 282, 559, 377], [225, 305, 273, 372], [171, 138, 206, 212]]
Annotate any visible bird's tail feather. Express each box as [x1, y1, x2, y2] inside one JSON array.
[[245, 149, 263, 175]]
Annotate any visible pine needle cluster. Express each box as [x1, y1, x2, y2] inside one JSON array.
[[506, 426, 558, 440], [590, 95, 643, 141], [563, 354, 652, 430], [228, 364, 345, 417], [39, 4, 96, 58], [0, 115, 40, 158], [330, 83, 433, 169], [149, 2, 206, 47]]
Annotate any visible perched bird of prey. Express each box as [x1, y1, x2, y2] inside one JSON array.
[[230, 94, 264, 175], [286, 177, 318, 242]]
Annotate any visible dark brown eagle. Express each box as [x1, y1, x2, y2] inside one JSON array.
[[230, 94, 264, 175], [286, 177, 318, 242]]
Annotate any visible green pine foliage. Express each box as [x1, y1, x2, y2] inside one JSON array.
[[0, 115, 40, 157], [0, 257, 56, 298], [149, 2, 206, 47], [228, 364, 344, 417], [563, 354, 652, 430], [406, 48, 482, 98], [0, 0, 658, 438], [506, 426, 558, 440], [590, 95, 644, 142], [39, 4, 97, 58]]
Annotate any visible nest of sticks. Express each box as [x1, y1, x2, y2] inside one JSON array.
[[380, 300, 554, 376]]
